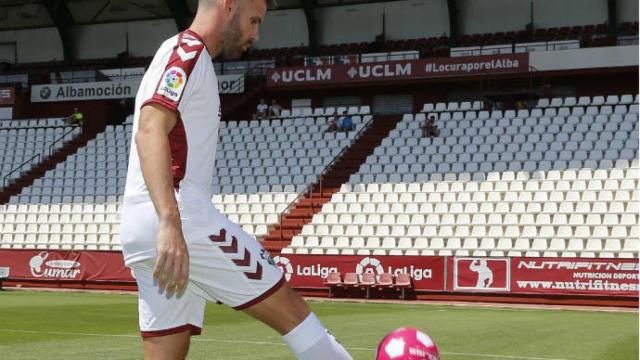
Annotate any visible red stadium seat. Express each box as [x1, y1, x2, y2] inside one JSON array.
[[395, 273, 412, 299], [377, 273, 396, 298], [360, 272, 376, 298], [377, 273, 394, 288], [343, 272, 359, 288], [324, 271, 343, 298]]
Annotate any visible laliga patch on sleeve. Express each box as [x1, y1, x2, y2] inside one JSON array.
[[157, 67, 187, 102]]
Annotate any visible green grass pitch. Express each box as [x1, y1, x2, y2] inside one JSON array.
[[0, 290, 637, 360]]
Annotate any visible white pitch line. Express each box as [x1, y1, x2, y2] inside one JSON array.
[[0, 328, 573, 360]]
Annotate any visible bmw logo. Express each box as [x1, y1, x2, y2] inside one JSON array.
[[40, 86, 51, 99]]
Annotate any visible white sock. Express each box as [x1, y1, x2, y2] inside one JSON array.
[[282, 312, 353, 360]]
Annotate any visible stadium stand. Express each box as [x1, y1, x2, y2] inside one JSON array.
[[0, 118, 81, 188], [285, 95, 639, 259], [0, 94, 637, 259], [212, 107, 370, 237], [0, 108, 370, 249]]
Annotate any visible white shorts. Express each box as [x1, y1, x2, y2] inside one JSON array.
[[128, 208, 285, 338]]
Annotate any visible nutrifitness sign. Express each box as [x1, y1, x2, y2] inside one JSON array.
[[31, 80, 141, 103], [446, 257, 639, 297], [267, 53, 529, 87], [510, 258, 639, 296]]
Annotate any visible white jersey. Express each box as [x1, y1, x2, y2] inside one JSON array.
[[121, 29, 221, 264]]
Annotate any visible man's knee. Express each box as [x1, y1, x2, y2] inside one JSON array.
[[242, 283, 310, 335], [143, 331, 191, 360]]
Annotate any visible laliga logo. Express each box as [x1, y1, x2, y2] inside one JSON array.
[[158, 67, 187, 101], [356, 257, 384, 275], [29, 252, 81, 279], [164, 69, 184, 89], [357, 257, 433, 281], [275, 256, 338, 279], [273, 256, 293, 281]]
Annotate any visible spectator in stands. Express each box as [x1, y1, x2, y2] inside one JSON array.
[[421, 116, 439, 138], [268, 99, 282, 118], [253, 98, 269, 120], [338, 111, 354, 132], [326, 116, 339, 133], [66, 107, 84, 126]]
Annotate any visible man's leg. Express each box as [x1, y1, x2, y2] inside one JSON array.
[[184, 215, 353, 360], [143, 332, 191, 360], [130, 260, 205, 360], [243, 283, 353, 360], [242, 282, 309, 334]]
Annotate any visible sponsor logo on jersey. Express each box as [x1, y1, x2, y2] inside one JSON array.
[[158, 67, 187, 101], [260, 249, 276, 266]]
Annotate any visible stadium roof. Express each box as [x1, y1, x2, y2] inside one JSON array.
[[0, 0, 404, 31]]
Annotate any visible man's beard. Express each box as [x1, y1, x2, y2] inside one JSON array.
[[218, 17, 250, 60]]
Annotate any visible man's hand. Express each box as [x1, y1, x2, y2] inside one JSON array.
[[153, 215, 189, 295]]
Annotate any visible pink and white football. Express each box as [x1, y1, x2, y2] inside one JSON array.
[[376, 327, 440, 360]]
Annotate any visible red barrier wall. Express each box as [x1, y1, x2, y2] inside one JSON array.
[[1, 250, 637, 304]]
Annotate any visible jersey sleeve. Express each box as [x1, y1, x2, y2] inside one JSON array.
[[143, 31, 206, 114]]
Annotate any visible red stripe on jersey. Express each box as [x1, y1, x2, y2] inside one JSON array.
[[142, 29, 204, 190], [144, 29, 205, 112], [168, 116, 188, 190]]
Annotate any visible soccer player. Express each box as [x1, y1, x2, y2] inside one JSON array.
[[120, 0, 353, 359]]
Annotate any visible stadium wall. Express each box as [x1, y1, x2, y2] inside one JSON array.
[[529, 45, 639, 71], [0, 41, 16, 64], [314, 0, 449, 45], [0, 19, 177, 63], [458, 0, 608, 34], [253, 9, 309, 49], [1, 250, 636, 307], [0, 4, 52, 30], [0, 28, 63, 64], [73, 19, 178, 60], [618, 0, 640, 23]]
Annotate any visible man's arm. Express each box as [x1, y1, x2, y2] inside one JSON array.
[[135, 103, 189, 295]]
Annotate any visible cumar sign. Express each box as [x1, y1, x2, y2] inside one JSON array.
[[0, 249, 133, 282]]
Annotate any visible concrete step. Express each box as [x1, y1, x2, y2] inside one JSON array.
[[262, 114, 403, 250]]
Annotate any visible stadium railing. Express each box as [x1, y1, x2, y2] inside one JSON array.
[[277, 115, 375, 240]]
